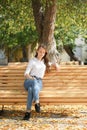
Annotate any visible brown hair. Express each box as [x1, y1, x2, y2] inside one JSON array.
[[35, 44, 50, 72]]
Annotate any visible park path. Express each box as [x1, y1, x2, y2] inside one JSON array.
[[0, 105, 87, 130]]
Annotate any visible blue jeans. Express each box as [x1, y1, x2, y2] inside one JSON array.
[[24, 78, 42, 110]]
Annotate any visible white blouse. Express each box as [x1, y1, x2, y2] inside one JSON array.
[[24, 57, 46, 79]]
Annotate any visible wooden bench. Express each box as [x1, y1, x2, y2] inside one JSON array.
[[0, 62, 87, 108]]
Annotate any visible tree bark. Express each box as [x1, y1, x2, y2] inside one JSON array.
[[31, 0, 59, 63]]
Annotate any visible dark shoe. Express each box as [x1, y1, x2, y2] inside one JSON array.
[[23, 112, 31, 120], [35, 103, 40, 113]]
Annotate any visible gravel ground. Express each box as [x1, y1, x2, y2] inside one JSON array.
[[0, 105, 87, 130]]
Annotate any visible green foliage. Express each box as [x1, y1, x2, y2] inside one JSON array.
[[55, 0, 87, 48], [0, 0, 38, 50], [0, 0, 87, 52]]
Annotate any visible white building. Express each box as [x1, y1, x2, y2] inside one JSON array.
[[73, 35, 87, 63]]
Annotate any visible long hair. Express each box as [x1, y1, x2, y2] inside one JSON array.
[[35, 44, 50, 72]]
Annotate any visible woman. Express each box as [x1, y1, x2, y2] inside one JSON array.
[[23, 44, 59, 120]]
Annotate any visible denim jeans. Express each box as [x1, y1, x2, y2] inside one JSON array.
[[24, 78, 42, 110]]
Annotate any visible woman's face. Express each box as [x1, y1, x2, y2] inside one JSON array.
[[37, 47, 46, 60]]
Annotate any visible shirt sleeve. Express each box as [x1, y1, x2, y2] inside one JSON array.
[[24, 59, 33, 76]]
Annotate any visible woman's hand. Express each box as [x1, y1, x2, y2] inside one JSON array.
[[52, 63, 60, 72], [25, 74, 34, 79]]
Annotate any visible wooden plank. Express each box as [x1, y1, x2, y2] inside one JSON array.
[[0, 91, 87, 97]]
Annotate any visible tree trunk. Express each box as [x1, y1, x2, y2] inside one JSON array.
[[20, 46, 28, 62], [64, 45, 81, 64], [32, 0, 59, 63]]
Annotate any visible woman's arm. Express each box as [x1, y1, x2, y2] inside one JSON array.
[[24, 73, 34, 79], [52, 62, 60, 72], [24, 59, 34, 79], [49, 62, 60, 72]]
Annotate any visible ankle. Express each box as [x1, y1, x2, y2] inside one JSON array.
[[26, 110, 31, 113], [35, 100, 39, 104]]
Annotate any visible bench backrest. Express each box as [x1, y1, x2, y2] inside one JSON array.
[[0, 62, 87, 105]]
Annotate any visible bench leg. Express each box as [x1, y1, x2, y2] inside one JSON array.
[[2, 105, 4, 112], [0, 105, 4, 114]]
